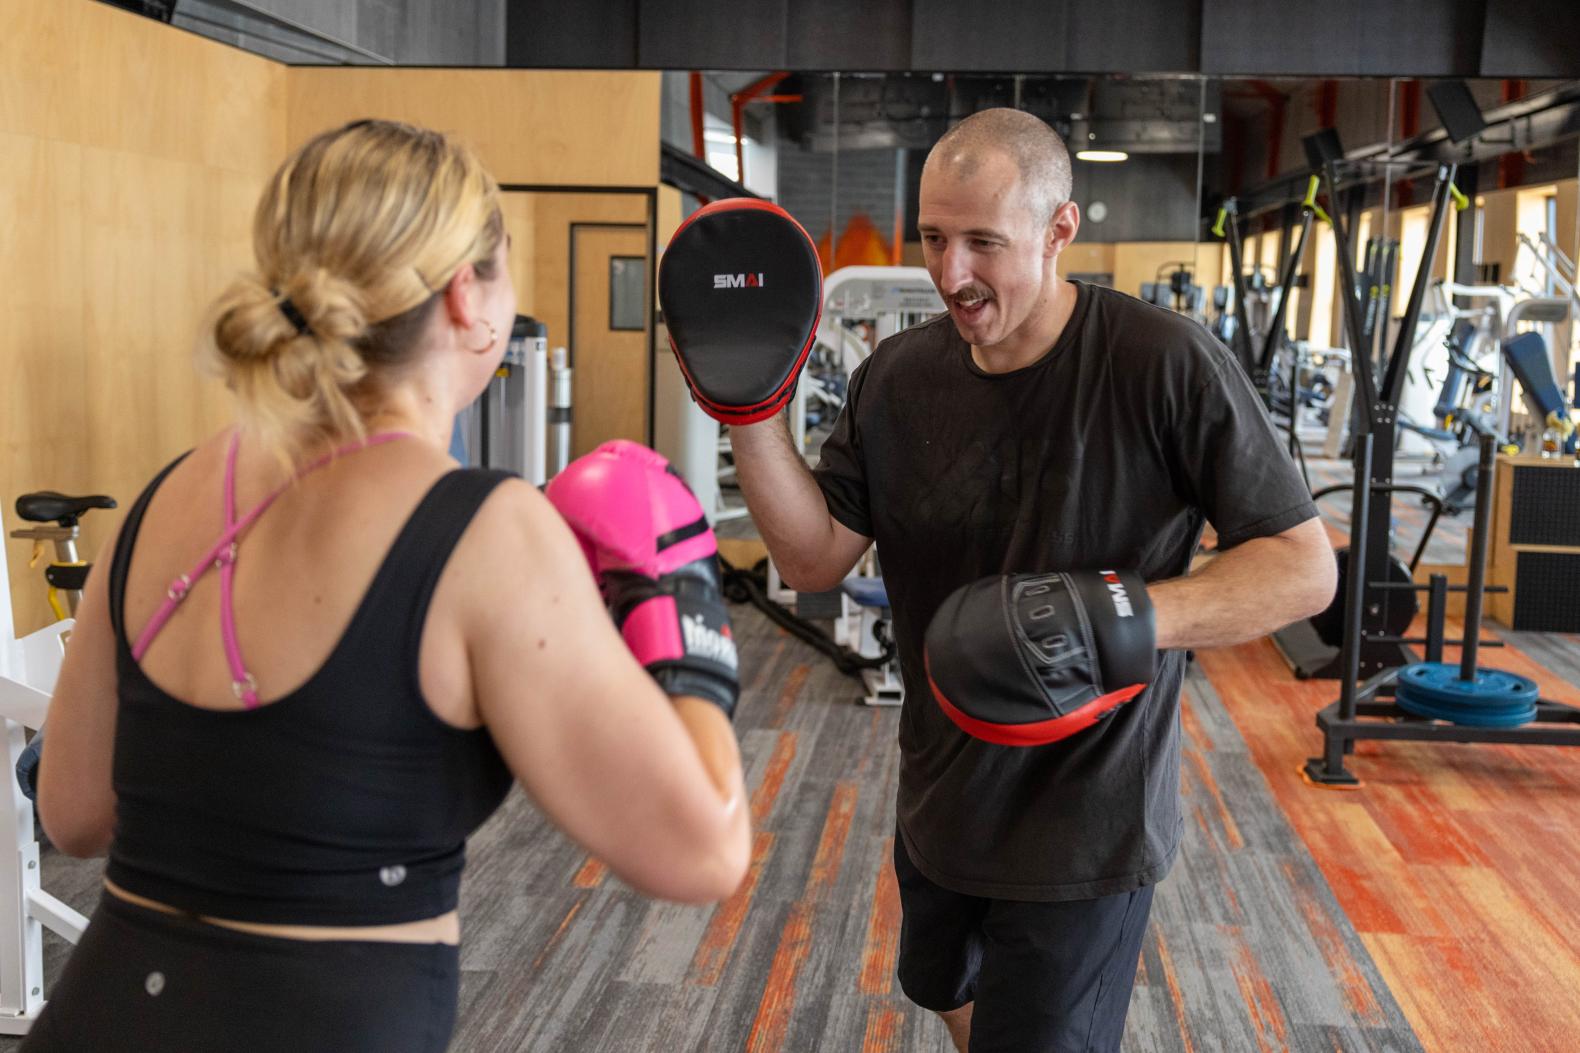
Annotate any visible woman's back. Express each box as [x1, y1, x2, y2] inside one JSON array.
[[108, 433, 514, 926]]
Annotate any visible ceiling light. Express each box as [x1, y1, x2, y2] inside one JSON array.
[[703, 129, 739, 144], [1075, 149, 1129, 163]]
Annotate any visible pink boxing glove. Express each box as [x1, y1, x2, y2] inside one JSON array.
[[545, 440, 738, 718]]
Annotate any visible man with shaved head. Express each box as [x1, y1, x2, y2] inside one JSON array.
[[729, 109, 1334, 1051]]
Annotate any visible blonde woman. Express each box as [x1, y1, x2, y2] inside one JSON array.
[[29, 119, 749, 1052]]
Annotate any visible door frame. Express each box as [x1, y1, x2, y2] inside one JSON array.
[[500, 183, 658, 445], [570, 221, 649, 452]]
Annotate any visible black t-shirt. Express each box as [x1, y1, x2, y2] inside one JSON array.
[[813, 281, 1318, 901]]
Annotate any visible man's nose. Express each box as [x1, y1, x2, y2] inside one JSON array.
[[939, 243, 973, 293]]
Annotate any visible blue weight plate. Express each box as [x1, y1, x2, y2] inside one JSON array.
[[1395, 662, 1539, 727]]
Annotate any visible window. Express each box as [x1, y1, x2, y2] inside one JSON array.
[[609, 256, 645, 331], [1309, 225, 1337, 349]]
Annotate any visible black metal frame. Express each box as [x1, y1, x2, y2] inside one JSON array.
[[1272, 162, 1458, 681], [1216, 197, 1316, 395], [1304, 432, 1580, 787], [1294, 156, 1580, 781]]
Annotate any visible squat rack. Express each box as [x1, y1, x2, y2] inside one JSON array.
[[1299, 153, 1580, 786]]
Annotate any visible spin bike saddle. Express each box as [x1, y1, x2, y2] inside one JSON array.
[[15, 492, 118, 528]]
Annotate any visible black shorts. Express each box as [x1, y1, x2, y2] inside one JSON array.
[[893, 834, 1155, 1053], [21, 893, 459, 1053]]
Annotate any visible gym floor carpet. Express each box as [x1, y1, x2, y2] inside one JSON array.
[[9, 454, 1576, 1052]]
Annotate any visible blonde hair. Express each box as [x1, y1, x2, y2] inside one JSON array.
[[207, 119, 504, 467]]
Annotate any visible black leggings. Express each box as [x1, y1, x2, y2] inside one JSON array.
[[22, 893, 459, 1053]]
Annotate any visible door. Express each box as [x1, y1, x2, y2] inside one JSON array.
[[571, 224, 649, 457]]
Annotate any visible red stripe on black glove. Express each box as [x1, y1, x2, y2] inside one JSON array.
[[923, 571, 1156, 747]]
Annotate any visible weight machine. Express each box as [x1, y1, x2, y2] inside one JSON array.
[[1272, 149, 1467, 681], [455, 315, 556, 484], [772, 267, 945, 706], [1289, 154, 1580, 784]]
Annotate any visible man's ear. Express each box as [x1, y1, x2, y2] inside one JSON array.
[[1046, 201, 1080, 258]]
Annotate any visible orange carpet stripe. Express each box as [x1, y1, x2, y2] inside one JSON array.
[[858, 837, 901, 996], [1185, 743, 1244, 851], [743, 900, 814, 1053], [768, 663, 811, 727], [1227, 926, 1289, 1051], [860, 1004, 904, 1053], [751, 732, 798, 825], [690, 831, 776, 987], [744, 784, 862, 1053], [806, 783, 859, 899], [571, 857, 607, 888], [1179, 688, 1210, 753], [1151, 929, 1197, 1053], [531, 893, 586, 972]]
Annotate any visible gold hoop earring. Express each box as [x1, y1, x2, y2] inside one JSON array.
[[469, 319, 498, 353]]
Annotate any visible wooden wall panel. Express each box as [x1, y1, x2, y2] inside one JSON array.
[[3, 0, 283, 635], [286, 70, 661, 188], [1112, 242, 1210, 303], [1, 133, 87, 502], [1556, 180, 1578, 265], [499, 192, 538, 315], [1057, 243, 1117, 280], [657, 185, 684, 249], [3, 0, 286, 174], [0, 0, 88, 143], [1477, 189, 1520, 283]]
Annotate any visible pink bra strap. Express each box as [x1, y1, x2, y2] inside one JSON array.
[[219, 434, 251, 704], [130, 430, 412, 707]]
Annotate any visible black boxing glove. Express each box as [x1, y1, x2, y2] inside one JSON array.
[[923, 570, 1156, 746]]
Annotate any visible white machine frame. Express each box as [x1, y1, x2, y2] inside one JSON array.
[[768, 265, 945, 608], [772, 267, 946, 706], [0, 522, 90, 1034]]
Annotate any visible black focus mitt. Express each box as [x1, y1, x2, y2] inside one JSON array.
[[924, 570, 1157, 746], [658, 199, 822, 425]]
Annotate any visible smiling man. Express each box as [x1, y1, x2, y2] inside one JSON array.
[[728, 108, 1335, 1053]]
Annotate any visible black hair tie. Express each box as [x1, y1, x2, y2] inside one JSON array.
[[271, 290, 311, 336]]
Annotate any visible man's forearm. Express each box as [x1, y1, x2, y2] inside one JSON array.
[[729, 414, 849, 590], [1148, 528, 1336, 651]]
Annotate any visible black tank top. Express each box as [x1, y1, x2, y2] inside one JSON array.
[[105, 459, 516, 926]]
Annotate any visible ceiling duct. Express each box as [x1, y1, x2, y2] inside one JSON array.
[[790, 74, 1216, 155], [1068, 79, 1221, 155]]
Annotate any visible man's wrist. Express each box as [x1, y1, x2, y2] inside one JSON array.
[[1147, 579, 1187, 651]]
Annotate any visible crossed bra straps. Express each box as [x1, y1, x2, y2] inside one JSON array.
[[129, 430, 410, 708]]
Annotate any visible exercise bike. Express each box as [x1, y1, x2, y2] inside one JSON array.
[[8, 492, 116, 804]]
